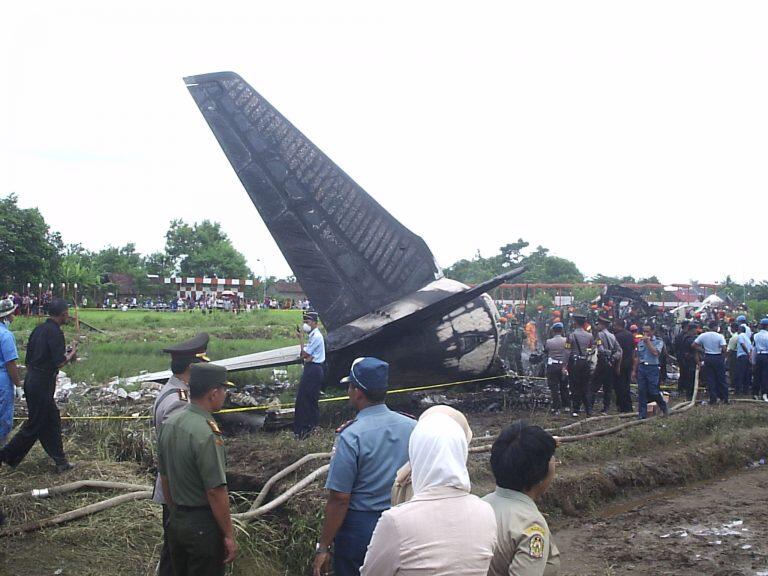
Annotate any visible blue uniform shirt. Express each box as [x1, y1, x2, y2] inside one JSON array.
[[694, 331, 727, 355], [736, 333, 753, 358], [0, 321, 19, 441], [0, 322, 19, 375], [754, 330, 768, 354], [637, 336, 664, 365], [325, 404, 416, 512], [304, 328, 325, 364]]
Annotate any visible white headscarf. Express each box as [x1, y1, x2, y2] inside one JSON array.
[[409, 412, 471, 496]]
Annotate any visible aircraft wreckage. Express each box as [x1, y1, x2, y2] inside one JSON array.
[[133, 71, 524, 388]]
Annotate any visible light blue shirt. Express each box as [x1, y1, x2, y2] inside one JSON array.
[[736, 333, 753, 358], [326, 404, 416, 511], [740, 323, 752, 339], [754, 330, 768, 354], [637, 336, 664, 365], [304, 328, 325, 364], [694, 331, 727, 355], [0, 322, 19, 377]]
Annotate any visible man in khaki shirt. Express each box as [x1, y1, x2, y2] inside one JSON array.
[[483, 423, 560, 576]]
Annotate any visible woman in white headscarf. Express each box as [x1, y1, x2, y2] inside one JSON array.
[[391, 405, 473, 505], [360, 412, 497, 576]]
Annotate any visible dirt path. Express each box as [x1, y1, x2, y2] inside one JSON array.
[[555, 464, 768, 576]]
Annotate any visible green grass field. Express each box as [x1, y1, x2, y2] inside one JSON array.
[[9, 309, 306, 385]]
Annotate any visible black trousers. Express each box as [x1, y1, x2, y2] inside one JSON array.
[[158, 505, 174, 576], [678, 361, 695, 400], [590, 359, 615, 412], [615, 362, 633, 413], [293, 363, 324, 439], [1, 368, 65, 467], [167, 507, 224, 576], [569, 359, 592, 415], [735, 356, 752, 395], [546, 364, 569, 410], [755, 354, 768, 395], [702, 354, 728, 403]]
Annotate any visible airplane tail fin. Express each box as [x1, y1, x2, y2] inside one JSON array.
[[184, 72, 442, 331]]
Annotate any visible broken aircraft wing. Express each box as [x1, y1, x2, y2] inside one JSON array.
[[184, 71, 442, 332], [125, 345, 303, 384]]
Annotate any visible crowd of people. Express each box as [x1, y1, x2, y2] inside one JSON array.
[[538, 310, 768, 421]]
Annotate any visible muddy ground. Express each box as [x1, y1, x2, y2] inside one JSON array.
[[556, 464, 768, 576]]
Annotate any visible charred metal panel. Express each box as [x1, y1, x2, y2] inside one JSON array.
[[185, 72, 441, 331]]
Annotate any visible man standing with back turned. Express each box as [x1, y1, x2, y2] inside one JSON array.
[[313, 357, 416, 576], [693, 320, 728, 405], [0, 299, 77, 472], [158, 363, 237, 575]]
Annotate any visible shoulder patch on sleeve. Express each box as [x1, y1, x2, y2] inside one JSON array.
[[207, 420, 222, 435], [177, 389, 189, 402], [529, 533, 545, 559], [335, 419, 357, 434]]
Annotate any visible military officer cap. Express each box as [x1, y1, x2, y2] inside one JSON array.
[[571, 313, 587, 322], [737, 315, 747, 323], [189, 363, 234, 398], [597, 316, 612, 325], [551, 322, 564, 330], [303, 311, 319, 323], [341, 357, 389, 393], [162, 332, 210, 361], [760, 318, 768, 327]]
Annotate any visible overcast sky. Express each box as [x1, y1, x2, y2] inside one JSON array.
[[2, 1, 766, 284]]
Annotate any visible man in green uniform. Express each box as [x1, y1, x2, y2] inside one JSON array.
[[152, 332, 210, 576], [157, 363, 237, 575]]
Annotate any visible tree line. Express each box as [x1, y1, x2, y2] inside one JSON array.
[[2, 194, 768, 308]]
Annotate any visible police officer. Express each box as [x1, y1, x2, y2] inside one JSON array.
[[753, 318, 768, 402], [566, 314, 594, 418], [313, 357, 416, 576], [294, 311, 325, 439], [633, 324, 669, 419], [157, 363, 237, 575], [483, 422, 560, 576], [677, 322, 699, 400], [591, 317, 622, 415], [0, 299, 77, 472], [0, 298, 21, 446], [152, 332, 210, 576], [544, 322, 570, 414], [612, 318, 635, 413], [735, 324, 753, 396], [693, 320, 728, 404]]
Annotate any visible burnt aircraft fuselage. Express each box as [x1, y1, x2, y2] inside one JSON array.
[[326, 280, 503, 387]]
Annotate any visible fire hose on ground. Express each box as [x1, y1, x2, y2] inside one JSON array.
[[3, 365, 760, 538]]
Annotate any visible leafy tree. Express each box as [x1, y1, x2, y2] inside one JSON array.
[[165, 219, 252, 278], [444, 241, 583, 285], [0, 194, 62, 291]]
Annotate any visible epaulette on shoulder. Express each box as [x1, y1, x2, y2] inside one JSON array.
[[335, 419, 357, 434], [177, 389, 189, 402], [397, 411, 416, 420]]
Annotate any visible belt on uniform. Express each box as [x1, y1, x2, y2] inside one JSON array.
[[640, 362, 659, 366], [757, 352, 768, 355], [704, 353, 722, 357], [547, 359, 564, 364], [572, 355, 587, 360], [175, 504, 211, 512]]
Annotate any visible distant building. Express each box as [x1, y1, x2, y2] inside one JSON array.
[[272, 281, 306, 300], [102, 273, 136, 300]]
